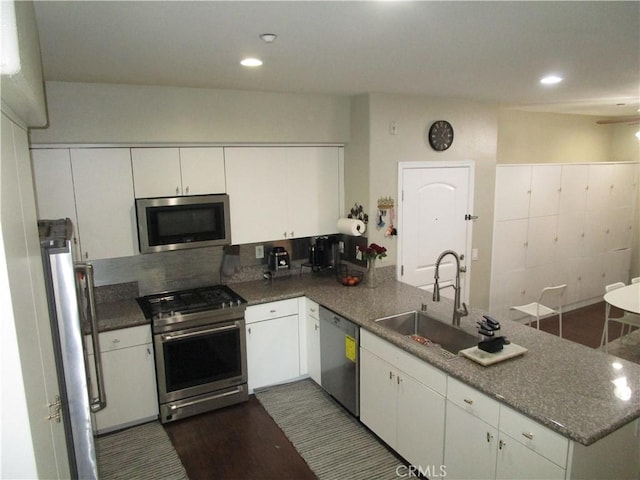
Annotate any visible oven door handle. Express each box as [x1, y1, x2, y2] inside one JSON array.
[[162, 322, 240, 342]]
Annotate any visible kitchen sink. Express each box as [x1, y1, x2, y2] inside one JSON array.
[[375, 310, 477, 357]]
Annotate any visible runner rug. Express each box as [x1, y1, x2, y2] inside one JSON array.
[[96, 421, 189, 480], [255, 379, 402, 480]]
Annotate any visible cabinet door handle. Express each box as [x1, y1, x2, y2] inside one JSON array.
[[185, 186, 190, 195], [463, 398, 474, 405], [499, 439, 506, 450], [522, 432, 534, 440], [397, 376, 402, 385], [270, 309, 277, 313], [248, 327, 251, 334], [176, 186, 180, 195], [486, 432, 493, 443], [389, 371, 395, 380]]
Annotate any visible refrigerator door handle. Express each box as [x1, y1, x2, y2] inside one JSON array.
[[76, 262, 107, 412]]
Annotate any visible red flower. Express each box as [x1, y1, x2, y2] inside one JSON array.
[[358, 243, 387, 260]]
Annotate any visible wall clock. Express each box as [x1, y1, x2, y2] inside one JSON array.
[[428, 120, 454, 151]]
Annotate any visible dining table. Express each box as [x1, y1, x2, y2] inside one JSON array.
[[604, 282, 640, 315]]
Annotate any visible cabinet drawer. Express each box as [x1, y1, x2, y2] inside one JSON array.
[[447, 376, 500, 427], [306, 299, 320, 320], [361, 329, 446, 395], [86, 325, 152, 354], [499, 406, 569, 467], [246, 298, 299, 324]]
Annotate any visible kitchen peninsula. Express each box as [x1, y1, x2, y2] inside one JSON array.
[[100, 272, 640, 478], [230, 274, 640, 445]]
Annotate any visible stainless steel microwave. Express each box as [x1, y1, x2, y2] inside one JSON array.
[[136, 194, 231, 253]]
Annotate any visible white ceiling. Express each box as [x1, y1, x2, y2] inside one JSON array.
[[33, 1, 640, 117]]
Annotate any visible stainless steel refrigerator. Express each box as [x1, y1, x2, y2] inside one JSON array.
[[39, 218, 105, 480]]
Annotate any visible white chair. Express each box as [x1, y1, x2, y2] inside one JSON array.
[[600, 282, 640, 352], [510, 284, 567, 338]]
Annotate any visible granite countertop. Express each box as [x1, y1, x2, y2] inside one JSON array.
[[96, 272, 640, 446], [95, 300, 148, 333], [229, 273, 640, 447]]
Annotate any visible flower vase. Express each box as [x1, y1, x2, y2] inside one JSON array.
[[365, 258, 378, 288]]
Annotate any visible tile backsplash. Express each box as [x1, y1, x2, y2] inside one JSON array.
[[91, 234, 369, 294]]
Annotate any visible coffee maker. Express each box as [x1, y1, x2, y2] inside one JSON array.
[[309, 236, 338, 272], [268, 246, 290, 272]]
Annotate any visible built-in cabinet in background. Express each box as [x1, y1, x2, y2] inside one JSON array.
[[85, 325, 158, 434], [130, 147, 226, 198], [360, 330, 446, 470], [490, 162, 638, 320], [32, 148, 137, 260], [245, 298, 301, 392], [225, 146, 342, 244]]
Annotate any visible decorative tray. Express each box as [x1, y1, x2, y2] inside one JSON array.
[[459, 343, 527, 366]]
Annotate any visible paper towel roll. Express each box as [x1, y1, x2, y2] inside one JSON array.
[[337, 218, 366, 236]]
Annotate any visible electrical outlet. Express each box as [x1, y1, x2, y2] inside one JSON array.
[[255, 245, 264, 259]]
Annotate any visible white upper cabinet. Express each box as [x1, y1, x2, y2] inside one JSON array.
[[131, 147, 225, 198], [31, 148, 82, 260], [32, 148, 137, 261], [70, 148, 137, 260], [225, 146, 341, 244], [179, 147, 226, 195], [31, 149, 77, 223]]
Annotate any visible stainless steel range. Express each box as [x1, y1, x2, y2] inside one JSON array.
[[137, 285, 248, 423]]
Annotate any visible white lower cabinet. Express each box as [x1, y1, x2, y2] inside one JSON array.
[[86, 325, 158, 434], [360, 330, 446, 470], [245, 298, 300, 392], [304, 298, 322, 385], [496, 405, 567, 480], [445, 377, 566, 480]]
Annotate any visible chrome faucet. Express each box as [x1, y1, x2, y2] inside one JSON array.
[[432, 250, 468, 326]]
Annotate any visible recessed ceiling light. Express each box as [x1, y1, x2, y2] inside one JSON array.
[[540, 75, 563, 85], [241, 58, 262, 67]]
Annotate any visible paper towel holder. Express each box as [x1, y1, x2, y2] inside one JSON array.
[[348, 203, 369, 224]]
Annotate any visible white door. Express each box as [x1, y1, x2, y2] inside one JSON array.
[[398, 162, 474, 300]]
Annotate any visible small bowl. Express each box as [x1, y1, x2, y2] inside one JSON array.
[[338, 270, 364, 287]]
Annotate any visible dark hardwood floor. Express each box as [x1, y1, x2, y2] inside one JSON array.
[[163, 301, 620, 480], [530, 300, 626, 348]]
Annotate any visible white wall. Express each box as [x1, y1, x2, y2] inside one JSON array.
[[29, 81, 351, 145], [496, 109, 639, 164], [344, 94, 370, 216], [364, 93, 498, 309]]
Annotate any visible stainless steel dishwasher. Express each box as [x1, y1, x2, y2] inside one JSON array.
[[319, 306, 359, 417]]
